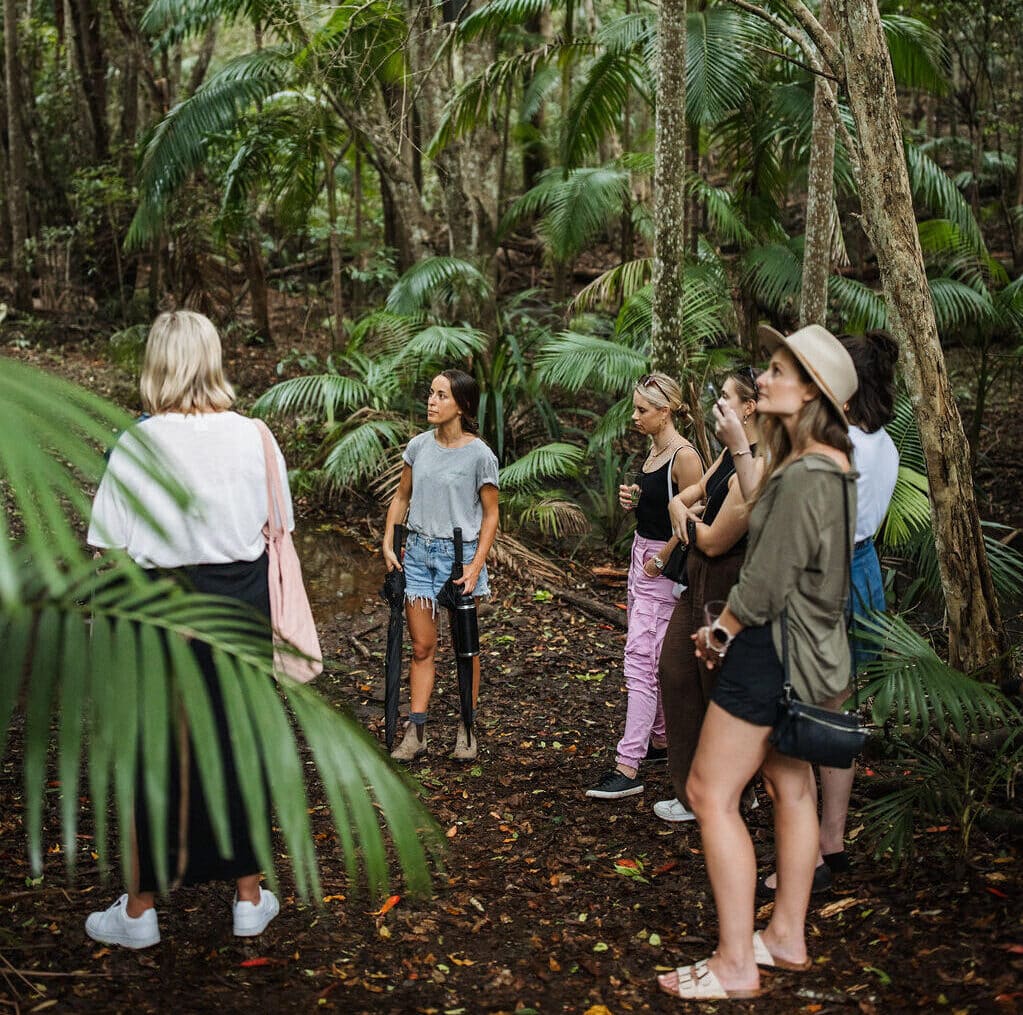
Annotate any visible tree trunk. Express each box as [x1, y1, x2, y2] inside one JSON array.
[[325, 152, 344, 350], [651, 0, 708, 461], [799, 0, 835, 327], [650, 0, 687, 369], [3, 0, 32, 310], [1014, 120, 1023, 273], [67, 0, 109, 161], [834, 0, 1010, 678], [243, 229, 271, 344]]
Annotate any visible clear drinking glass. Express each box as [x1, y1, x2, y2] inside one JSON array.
[[703, 599, 726, 628]]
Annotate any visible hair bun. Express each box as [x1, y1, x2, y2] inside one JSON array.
[[866, 329, 899, 371]]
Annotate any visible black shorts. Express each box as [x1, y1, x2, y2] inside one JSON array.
[[711, 623, 786, 728]]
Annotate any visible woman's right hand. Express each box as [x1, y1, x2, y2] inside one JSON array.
[[382, 543, 402, 572], [713, 398, 749, 455], [619, 483, 640, 511]]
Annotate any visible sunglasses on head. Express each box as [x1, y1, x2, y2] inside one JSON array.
[[639, 374, 670, 400], [737, 365, 760, 397]]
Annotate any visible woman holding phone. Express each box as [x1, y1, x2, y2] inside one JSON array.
[[653, 368, 761, 823], [586, 373, 703, 800], [657, 325, 857, 1000]]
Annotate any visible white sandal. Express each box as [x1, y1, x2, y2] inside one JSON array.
[[657, 959, 761, 1000], [753, 930, 813, 971]]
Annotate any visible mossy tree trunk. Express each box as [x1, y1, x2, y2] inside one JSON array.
[[833, 0, 1010, 678], [799, 0, 835, 327]]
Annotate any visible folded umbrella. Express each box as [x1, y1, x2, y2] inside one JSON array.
[[379, 525, 406, 751], [437, 527, 479, 748]]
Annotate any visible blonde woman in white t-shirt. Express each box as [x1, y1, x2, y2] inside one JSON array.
[[85, 311, 289, 949]]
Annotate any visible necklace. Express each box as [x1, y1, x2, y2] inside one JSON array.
[[646, 432, 684, 462]]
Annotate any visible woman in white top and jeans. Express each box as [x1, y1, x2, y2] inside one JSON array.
[[382, 370, 500, 764], [85, 311, 291, 948]]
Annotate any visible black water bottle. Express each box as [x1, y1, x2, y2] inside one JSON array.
[[450, 527, 480, 658]]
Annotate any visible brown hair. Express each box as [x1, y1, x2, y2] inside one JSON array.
[[440, 368, 480, 434], [838, 330, 898, 433], [754, 349, 851, 499]]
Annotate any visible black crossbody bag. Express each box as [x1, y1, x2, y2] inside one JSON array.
[[768, 473, 869, 769]]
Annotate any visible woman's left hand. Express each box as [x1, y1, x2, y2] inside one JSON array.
[[455, 563, 482, 596], [691, 625, 725, 670]]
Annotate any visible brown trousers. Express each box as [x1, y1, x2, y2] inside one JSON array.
[[657, 544, 746, 806]]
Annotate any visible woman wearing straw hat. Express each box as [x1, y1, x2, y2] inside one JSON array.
[[656, 325, 858, 1001]]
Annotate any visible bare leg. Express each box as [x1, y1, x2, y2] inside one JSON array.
[[405, 601, 438, 713], [236, 873, 262, 904], [125, 816, 156, 917], [659, 703, 770, 995], [819, 763, 854, 856], [759, 752, 817, 966]]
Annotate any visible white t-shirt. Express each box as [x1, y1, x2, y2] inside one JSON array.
[[88, 411, 294, 568], [849, 424, 899, 542]]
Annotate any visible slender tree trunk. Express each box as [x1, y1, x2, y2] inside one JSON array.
[[3, 0, 32, 310], [325, 152, 344, 350], [650, 0, 686, 369], [1013, 121, 1023, 273], [243, 229, 271, 343], [799, 0, 835, 326], [651, 0, 708, 460], [834, 0, 1010, 678], [67, 0, 109, 161]]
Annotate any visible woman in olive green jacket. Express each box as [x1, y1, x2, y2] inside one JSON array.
[[656, 325, 858, 1002]]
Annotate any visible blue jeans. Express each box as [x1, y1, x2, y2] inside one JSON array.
[[849, 537, 885, 670], [403, 530, 490, 608]]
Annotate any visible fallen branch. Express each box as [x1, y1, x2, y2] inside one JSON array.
[[551, 588, 627, 629]]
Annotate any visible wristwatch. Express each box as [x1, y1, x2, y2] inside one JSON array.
[[709, 619, 734, 652], [652, 556, 665, 571]]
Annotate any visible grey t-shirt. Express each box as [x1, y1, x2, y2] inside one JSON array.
[[404, 430, 500, 540]]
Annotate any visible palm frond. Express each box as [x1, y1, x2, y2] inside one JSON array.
[[508, 495, 591, 538], [741, 242, 802, 314], [562, 51, 647, 168], [881, 13, 947, 94], [857, 612, 1012, 734], [877, 464, 931, 547], [535, 331, 647, 393], [686, 5, 767, 126], [828, 275, 888, 331], [322, 412, 416, 490], [928, 276, 994, 334], [128, 48, 294, 248], [571, 258, 652, 313], [385, 257, 492, 316], [905, 144, 986, 258], [393, 326, 490, 371], [498, 443, 587, 488], [455, 0, 551, 42], [252, 373, 372, 425]]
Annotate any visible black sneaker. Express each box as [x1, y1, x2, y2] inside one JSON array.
[[644, 744, 668, 764], [585, 769, 644, 799]]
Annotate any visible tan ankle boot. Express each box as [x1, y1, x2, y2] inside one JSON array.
[[390, 722, 427, 762], [452, 723, 477, 761]]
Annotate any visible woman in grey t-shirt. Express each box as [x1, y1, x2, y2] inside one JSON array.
[[382, 369, 499, 764]]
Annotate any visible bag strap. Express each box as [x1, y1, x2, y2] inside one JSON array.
[[779, 469, 857, 707], [665, 446, 682, 501], [840, 470, 860, 708], [254, 419, 287, 538]]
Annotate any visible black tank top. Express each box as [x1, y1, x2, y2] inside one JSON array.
[[635, 458, 674, 540], [702, 445, 756, 545]]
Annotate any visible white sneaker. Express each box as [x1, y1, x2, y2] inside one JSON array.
[[653, 797, 697, 823], [85, 894, 160, 949], [232, 887, 280, 937]]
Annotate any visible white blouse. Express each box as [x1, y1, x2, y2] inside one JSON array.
[[849, 424, 899, 543], [88, 411, 294, 568]]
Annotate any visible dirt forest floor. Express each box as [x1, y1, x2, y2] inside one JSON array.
[[1, 327, 1022, 1014]]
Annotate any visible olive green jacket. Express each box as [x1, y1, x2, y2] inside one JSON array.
[[726, 454, 857, 705]]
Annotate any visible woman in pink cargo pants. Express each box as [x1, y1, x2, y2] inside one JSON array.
[[586, 373, 703, 800]]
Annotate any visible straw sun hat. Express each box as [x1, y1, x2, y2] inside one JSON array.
[[757, 323, 858, 427]]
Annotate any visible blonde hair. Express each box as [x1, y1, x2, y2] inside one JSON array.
[[140, 311, 235, 415], [635, 372, 684, 412]]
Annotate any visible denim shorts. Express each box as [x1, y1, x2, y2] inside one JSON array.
[[849, 537, 886, 670], [403, 530, 490, 607]]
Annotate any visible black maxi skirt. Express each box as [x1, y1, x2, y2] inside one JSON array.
[[135, 554, 270, 893]]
